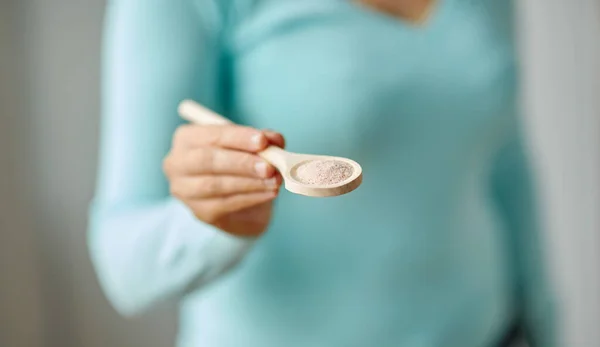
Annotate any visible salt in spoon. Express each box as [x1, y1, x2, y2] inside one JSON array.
[[178, 100, 362, 197]]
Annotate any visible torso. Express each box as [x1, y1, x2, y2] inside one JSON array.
[[181, 1, 519, 346]]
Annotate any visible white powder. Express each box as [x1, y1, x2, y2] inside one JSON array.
[[294, 160, 354, 185]]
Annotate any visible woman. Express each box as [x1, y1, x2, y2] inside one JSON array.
[[89, 0, 557, 346]]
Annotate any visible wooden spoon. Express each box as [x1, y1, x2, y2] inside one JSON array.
[[178, 100, 362, 197]]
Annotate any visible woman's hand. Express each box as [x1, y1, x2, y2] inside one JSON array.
[[163, 124, 285, 237]]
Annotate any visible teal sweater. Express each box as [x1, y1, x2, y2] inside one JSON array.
[[89, 0, 557, 346]]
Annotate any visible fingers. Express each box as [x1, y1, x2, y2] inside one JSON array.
[[167, 148, 275, 178], [173, 125, 268, 152], [164, 148, 276, 178], [166, 122, 286, 234], [170, 174, 282, 199], [166, 126, 286, 178], [173, 125, 285, 152], [188, 192, 278, 224]]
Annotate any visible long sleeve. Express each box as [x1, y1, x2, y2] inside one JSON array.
[[88, 0, 254, 317], [490, 123, 559, 346]]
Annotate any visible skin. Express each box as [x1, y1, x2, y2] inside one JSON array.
[[163, 0, 434, 238], [358, 0, 436, 23], [163, 125, 286, 237]]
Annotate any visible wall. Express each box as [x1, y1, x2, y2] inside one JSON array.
[[0, 0, 598, 346], [518, 1, 600, 345], [0, 1, 45, 346], [0, 0, 177, 346]]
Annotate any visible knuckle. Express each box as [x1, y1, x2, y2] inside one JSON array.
[[172, 126, 188, 146], [188, 178, 204, 197], [188, 148, 211, 171], [206, 149, 222, 172], [204, 178, 221, 196], [191, 177, 216, 197], [197, 148, 213, 165], [205, 128, 224, 147]]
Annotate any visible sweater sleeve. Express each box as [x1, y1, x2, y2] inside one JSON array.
[[490, 122, 559, 347], [88, 0, 254, 317]]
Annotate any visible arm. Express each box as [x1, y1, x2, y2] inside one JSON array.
[[88, 0, 253, 316], [490, 123, 559, 346]]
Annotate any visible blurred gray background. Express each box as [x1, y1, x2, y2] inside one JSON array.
[[0, 1, 598, 346]]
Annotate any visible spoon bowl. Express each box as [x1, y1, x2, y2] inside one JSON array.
[[178, 100, 363, 197]]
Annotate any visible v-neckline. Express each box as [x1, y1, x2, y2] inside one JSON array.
[[345, 0, 447, 31]]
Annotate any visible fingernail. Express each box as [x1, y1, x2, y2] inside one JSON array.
[[265, 177, 278, 189], [251, 133, 265, 148], [254, 162, 269, 177]]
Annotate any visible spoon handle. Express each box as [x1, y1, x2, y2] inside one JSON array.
[[178, 100, 292, 171], [178, 100, 233, 125]]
